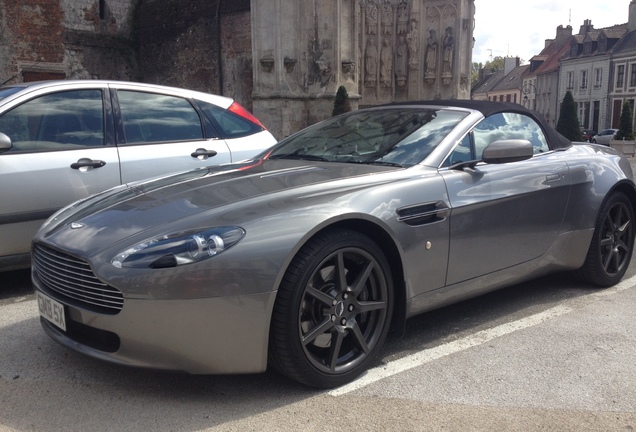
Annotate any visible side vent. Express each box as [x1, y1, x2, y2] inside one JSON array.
[[396, 202, 449, 226]]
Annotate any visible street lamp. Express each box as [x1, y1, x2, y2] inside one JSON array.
[[522, 83, 537, 110]]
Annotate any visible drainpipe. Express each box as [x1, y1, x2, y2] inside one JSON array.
[[216, 0, 224, 95]]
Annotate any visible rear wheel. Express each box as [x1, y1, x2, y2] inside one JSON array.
[[268, 228, 393, 388], [576, 192, 635, 287]]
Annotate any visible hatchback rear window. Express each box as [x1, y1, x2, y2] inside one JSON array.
[[197, 100, 264, 139], [0, 86, 26, 101]]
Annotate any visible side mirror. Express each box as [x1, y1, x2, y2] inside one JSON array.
[[482, 139, 533, 164], [0, 133, 12, 153]]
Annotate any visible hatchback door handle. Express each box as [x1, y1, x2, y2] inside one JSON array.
[[70, 158, 106, 170], [191, 148, 218, 159]]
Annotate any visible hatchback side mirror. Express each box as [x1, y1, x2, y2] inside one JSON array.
[[0, 133, 12, 153]]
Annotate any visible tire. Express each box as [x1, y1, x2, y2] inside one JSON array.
[[268, 228, 393, 388], [576, 192, 635, 287]]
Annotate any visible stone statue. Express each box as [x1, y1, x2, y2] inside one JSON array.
[[442, 26, 454, 74], [380, 38, 393, 87], [396, 36, 408, 86], [406, 19, 418, 67], [425, 29, 438, 75], [365, 38, 378, 87]]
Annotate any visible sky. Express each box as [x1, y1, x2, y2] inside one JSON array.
[[472, 0, 630, 66]]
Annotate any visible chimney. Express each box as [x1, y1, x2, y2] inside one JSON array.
[[504, 57, 520, 75], [579, 19, 594, 35], [554, 25, 573, 49], [630, 0, 636, 32]]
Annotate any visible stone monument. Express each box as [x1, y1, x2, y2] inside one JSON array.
[[251, 0, 474, 139]]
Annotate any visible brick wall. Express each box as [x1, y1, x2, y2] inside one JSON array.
[[0, 1, 65, 84]]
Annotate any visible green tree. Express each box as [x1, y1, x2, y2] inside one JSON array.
[[332, 86, 352, 117], [614, 101, 635, 141], [556, 91, 583, 141]]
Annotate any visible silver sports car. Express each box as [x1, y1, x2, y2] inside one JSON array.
[[32, 100, 636, 388]]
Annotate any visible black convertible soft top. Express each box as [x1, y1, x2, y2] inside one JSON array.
[[385, 99, 572, 150]]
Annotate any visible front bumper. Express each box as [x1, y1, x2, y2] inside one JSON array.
[[34, 277, 277, 374]]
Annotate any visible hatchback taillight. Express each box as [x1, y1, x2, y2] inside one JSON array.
[[228, 101, 267, 130]]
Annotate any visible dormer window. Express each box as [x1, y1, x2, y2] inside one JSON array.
[[599, 35, 607, 53], [570, 43, 578, 57], [583, 42, 592, 56]]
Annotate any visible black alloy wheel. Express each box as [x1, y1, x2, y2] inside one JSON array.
[[269, 228, 393, 388], [577, 192, 635, 287]]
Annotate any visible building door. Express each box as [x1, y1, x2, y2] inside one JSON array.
[[613, 99, 623, 128], [593, 101, 600, 132]]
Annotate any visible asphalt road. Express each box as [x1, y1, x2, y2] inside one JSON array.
[[1, 155, 636, 431], [1, 261, 636, 431]]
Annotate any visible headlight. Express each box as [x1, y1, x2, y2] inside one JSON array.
[[111, 227, 245, 269]]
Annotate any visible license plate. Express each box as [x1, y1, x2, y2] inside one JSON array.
[[36, 291, 66, 331]]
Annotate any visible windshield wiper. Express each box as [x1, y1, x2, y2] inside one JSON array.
[[347, 160, 404, 168], [268, 154, 330, 162]]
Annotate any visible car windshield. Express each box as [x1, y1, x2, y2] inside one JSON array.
[[267, 108, 468, 167]]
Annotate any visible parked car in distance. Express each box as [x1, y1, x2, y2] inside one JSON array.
[[32, 100, 636, 388], [581, 128, 597, 142], [0, 80, 277, 271], [592, 128, 618, 145]]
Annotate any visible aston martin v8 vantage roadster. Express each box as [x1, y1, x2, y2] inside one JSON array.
[[32, 100, 636, 388]]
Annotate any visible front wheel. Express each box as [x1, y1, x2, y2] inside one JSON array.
[[576, 192, 635, 287], [268, 229, 393, 388]]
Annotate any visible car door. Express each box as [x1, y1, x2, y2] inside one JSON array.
[[112, 87, 233, 184], [440, 112, 570, 285], [0, 86, 120, 260]]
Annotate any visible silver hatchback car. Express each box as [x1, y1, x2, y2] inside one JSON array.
[[0, 80, 277, 271]]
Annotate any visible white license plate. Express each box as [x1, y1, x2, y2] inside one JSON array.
[[37, 291, 66, 331]]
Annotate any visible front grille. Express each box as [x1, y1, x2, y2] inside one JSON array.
[[33, 243, 124, 314]]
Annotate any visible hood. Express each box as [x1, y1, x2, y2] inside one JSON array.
[[38, 159, 404, 255]]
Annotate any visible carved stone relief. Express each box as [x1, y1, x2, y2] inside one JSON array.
[[356, 0, 466, 101]]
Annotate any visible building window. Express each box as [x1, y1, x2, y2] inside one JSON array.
[[617, 65, 625, 88], [594, 68, 602, 87], [630, 64, 636, 88], [99, 0, 105, 20], [567, 71, 574, 89], [580, 70, 588, 89]]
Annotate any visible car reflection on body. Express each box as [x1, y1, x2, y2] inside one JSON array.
[[32, 100, 636, 388], [592, 128, 619, 145], [0, 80, 276, 271], [581, 128, 597, 142]]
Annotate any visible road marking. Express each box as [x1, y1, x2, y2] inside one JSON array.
[[329, 274, 636, 396]]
